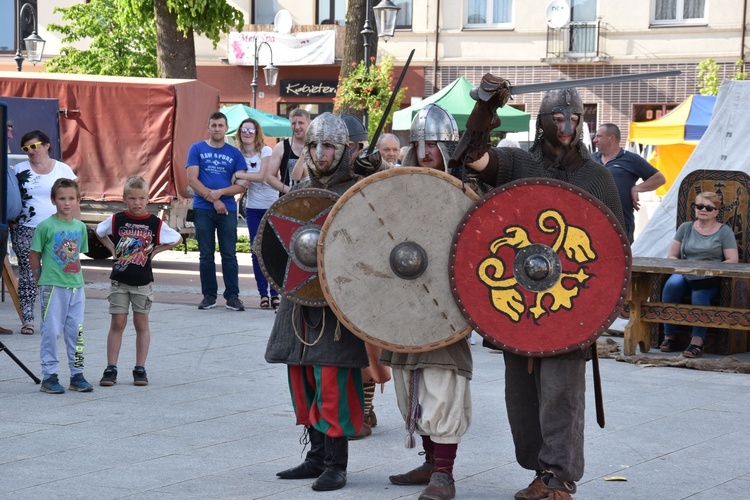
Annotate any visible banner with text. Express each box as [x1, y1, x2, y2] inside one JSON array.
[[227, 31, 336, 66]]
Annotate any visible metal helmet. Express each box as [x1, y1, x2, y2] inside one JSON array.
[[303, 112, 349, 176], [340, 113, 369, 145], [537, 86, 585, 148], [410, 103, 460, 159]]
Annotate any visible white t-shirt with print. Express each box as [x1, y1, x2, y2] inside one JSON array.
[[244, 146, 277, 210], [15, 160, 78, 228]]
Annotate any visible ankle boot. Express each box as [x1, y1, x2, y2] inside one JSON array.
[[311, 436, 348, 491], [276, 426, 326, 479]]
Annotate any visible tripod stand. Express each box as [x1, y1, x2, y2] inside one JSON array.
[[0, 341, 41, 384]]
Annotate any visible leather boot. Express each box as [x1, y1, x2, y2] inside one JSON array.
[[311, 436, 348, 491], [276, 426, 326, 479], [514, 474, 549, 500], [389, 460, 434, 485], [418, 471, 455, 500], [348, 419, 372, 440]]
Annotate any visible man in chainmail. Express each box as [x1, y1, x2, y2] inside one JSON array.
[[382, 103, 473, 500], [450, 78, 625, 500], [265, 113, 385, 492]]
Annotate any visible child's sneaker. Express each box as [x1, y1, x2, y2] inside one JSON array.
[[99, 365, 118, 386], [69, 373, 94, 392], [40, 374, 65, 394], [133, 366, 148, 386]]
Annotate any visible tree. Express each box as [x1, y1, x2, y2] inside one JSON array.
[[696, 58, 748, 96], [124, 0, 244, 79], [46, 0, 157, 77]]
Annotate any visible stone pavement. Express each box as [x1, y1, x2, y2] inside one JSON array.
[[1, 251, 750, 499]]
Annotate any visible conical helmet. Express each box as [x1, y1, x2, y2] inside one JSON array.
[[537, 86, 584, 148], [410, 103, 459, 158]]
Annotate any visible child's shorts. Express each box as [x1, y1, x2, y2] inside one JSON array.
[[108, 281, 153, 315]]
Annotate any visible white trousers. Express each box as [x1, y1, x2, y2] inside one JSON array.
[[39, 286, 86, 377], [392, 367, 472, 444]]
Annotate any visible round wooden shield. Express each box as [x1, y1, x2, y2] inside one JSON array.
[[318, 167, 478, 352], [450, 178, 631, 357], [255, 188, 339, 306]]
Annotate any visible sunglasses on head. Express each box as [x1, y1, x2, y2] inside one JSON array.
[[22, 141, 44, 153], [240, 127, 256, 134], [694, 203, 717, 212]]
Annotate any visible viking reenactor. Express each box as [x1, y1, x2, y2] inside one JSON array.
[[264, 113, 385, 492], [451, 78, 625, 499], [381, 103, 473, 500]]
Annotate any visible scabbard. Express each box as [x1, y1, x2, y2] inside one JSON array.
[[591, 343, 605, 428]]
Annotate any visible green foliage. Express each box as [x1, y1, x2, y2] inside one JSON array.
[[175, 235, 251, 253], [123, 0, 245, 49], [334, 55, 406, 139], [696, 58, 748, 96], [46, 0, 158, 77]]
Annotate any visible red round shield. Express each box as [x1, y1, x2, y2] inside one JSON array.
[[450, 179, 631, 357], [255, 188, 339, 306]]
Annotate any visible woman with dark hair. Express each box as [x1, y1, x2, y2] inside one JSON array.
[[660, 191, 739, 358], [10, 130, 78, 335], [233, 119, 279, 309]]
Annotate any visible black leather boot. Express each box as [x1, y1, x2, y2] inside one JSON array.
[[276, 426, 326, 479], [311, 436, 348, 491]]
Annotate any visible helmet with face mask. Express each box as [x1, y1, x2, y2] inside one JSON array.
[[536, 86, 585, 149], [405, 103, 459, 171], [303, 113, 349, 177]]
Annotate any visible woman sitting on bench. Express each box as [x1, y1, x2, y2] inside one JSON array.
[[660, 191, 739, 358]]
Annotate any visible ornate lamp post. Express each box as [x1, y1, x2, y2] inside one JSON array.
[[14, 1, 46, 72], [251, 37, 280, 109], [361, 0, 401, 126]]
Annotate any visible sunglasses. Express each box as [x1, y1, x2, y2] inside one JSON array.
[[694, 203, 717, 212], [240, 127, 256, 134], [22, 141, 44, 153]]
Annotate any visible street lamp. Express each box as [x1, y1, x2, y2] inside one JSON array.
[[14, 1, 46, 72], [250, 37, 280, 109], [361, 0, 401, 126]]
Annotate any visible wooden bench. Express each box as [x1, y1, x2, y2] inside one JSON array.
[[623, 257, 750, 355]]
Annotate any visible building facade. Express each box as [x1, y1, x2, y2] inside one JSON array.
[[1, 0, 747, 140]]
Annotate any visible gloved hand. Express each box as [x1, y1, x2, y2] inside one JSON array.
[[353, 148, 382, 176], [449, 73, 512, 168]]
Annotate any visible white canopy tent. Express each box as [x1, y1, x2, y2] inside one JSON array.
[[632, 80, 750, 258]]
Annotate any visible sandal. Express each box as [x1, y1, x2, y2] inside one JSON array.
[[683, 343, 704, 358], [259, 296, 270, 309], [659, 338, 678, 352], [21, 322, 35, 335], [271, 296, 280, 310]]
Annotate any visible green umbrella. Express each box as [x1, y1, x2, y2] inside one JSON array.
[[220, 104, 293, 137], [392, 77, 530, 132]]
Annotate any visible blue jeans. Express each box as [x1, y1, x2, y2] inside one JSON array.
[[194, 208, 239, 300], [246, 208, 278, 298], [662, 274, 719, 340]]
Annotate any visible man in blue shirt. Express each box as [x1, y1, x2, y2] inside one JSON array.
[[592, 123, 666, 243], [187, 112, 247, 311]]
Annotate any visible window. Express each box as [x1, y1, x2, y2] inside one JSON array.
[[317, 0, 347, 25], [395, 0, 412, 29], [0, 0, 37, 54], [253, 0, 279, 25], [466, 0, 513, 27], [652, 0, 706, 24]]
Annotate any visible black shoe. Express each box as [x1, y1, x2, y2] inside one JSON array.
[[133, 366, 148, 386], [225, 296, 245, 311], [277, 426, 326, 479], [99, 365, 118, 386], [198, 295, 217, 309], [311, 436, 348, 491]]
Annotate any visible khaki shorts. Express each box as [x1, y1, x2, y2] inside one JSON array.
[[108, 281, 153, 315]]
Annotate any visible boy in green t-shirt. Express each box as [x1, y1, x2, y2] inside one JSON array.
[[30, 178, 92, 394]]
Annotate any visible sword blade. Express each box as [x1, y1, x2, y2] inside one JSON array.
[[509, 70, 681, 96]]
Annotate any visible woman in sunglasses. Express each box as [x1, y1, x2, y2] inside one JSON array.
[[232, 119, 279, 309], [660, 191, 738, 357], [10, 130, 78, 335]]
